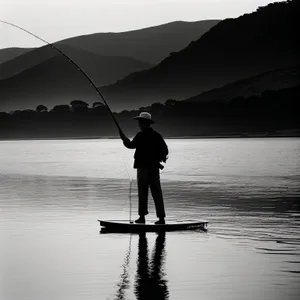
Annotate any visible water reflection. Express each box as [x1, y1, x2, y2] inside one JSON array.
[[134, 233, 169, 300], [114, 235, 132, 300], [108, 232, 169, 300], [1, 139, 300, 300]]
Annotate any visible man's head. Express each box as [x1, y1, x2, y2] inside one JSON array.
[[138, 119, 151, 130], [133, 112, 155, 130]]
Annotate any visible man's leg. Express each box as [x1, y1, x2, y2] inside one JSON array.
[[137, 168, 149, 222], [149, 168, 166, 221]]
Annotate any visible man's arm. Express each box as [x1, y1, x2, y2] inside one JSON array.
[[158, 134, 169, 162], [120, 131, 139, 149]]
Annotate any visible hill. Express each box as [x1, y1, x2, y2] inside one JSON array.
[[59, 20, 220, 64], [0, 47, 33, 64], [0, 53, 119, 112], [0, 44, 153, 83], [99, 0, 300, 112], [0, 20, 219, 112], [185, 65, 300, 104], [0, 45, 154, 112], [0, 20, 218, 111]]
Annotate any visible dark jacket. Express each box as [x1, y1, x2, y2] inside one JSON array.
[[123, 127, 168, 169]]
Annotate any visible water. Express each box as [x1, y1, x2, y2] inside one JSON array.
[[0, 138, 299, 300]]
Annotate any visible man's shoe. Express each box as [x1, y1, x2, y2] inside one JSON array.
[[135, 216, 145, 224], [155, 218, 165, 225]]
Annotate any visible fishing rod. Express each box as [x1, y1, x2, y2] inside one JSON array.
[[0, 20, 124, 136], [1, 20, 134, 222]]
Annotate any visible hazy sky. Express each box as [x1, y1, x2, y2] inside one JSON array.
[[0, 0, 282, 48]]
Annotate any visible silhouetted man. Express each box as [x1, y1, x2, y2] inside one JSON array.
[[120, 112, 168, 224]]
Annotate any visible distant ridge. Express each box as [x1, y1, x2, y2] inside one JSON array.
[[0, 20, 219, 111], [0, 48, 154, 112], [58, 20, 221, 64], [0, 44, 153, 84], [0, 20, 219, 66], [0, 47, 33, 64], [185, 65, 300, 104]]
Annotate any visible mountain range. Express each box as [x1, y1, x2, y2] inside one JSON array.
[[58, 20, 220, 64], [0, 43, 153, 82], [0, 20, 219, 112], [99, 0, 300, 111], [0, 0, 299, 114]]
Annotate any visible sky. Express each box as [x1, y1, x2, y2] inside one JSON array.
[[0, 0, 283, 49]]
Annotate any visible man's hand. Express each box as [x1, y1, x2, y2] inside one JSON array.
[[162, 155, 168, 163], [119, 130, 128, 141]]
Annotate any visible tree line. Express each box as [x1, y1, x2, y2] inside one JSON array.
[[0, 85, 299, 139]]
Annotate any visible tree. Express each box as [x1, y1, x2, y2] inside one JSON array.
[[165, 99, 177, 106], [70, 100, 89, 113], [0, 112, 9, 118], [36, 105, 48, 113], [11, 110, 21, 115], [70, 100, 89, 108], [22, 109, 35, 113], [151, 102, 164, 110], [51, 105, 71, 113], [92, 102, 104, 108]]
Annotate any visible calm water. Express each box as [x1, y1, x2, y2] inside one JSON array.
[[0, 138, 300, 300]]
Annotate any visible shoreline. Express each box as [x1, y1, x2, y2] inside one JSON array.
[[0, 132, 299, 141]]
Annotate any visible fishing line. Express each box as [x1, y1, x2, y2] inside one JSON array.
[[122, 158, 133, 223], [1, 20, 134, 220]]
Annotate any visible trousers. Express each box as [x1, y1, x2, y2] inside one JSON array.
[[137, 168, 166, 218]]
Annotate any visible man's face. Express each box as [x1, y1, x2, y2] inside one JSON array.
[[138, 120, 149, 130]]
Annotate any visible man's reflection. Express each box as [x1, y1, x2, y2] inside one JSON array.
[[134, 232, 169, 300]]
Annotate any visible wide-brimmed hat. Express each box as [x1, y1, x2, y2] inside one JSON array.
[[133, 112, 155, 124]]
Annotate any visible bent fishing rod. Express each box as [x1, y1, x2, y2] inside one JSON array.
[[1, 20, 135, 222], [0, 20, 124, 136]]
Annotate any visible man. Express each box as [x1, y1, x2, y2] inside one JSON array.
[[120, 112, 168, 224]]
